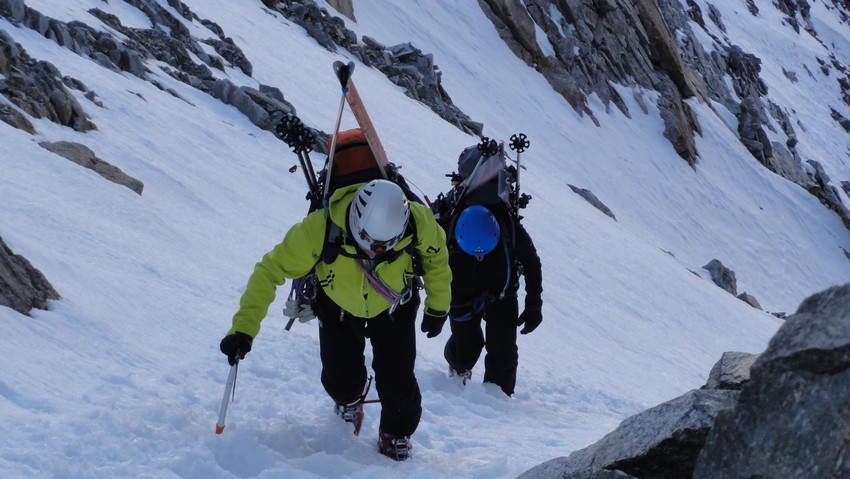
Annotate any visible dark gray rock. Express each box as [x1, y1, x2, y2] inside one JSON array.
[[362, 35, 385, 51], [736, 292, 762, 310], [765, 141, 812, 187], [737, 97, 772, 164], [38, 141, 144, 195], [726, 45, 767, 101], [0, 0, 25, 24], [694, 282, 850, 479], [326, 0, 355, 21], [703, 351, 760, 390], [0, 30, 96, 131], [568, 184, 616, 220], [0, 236, 60, 316], [518, 389, 739, 479], [0, 103, 35, 133], [474, 0, 850, 230], [656, 77, 700, 166], [207, 79, 270, 128], [702, 259, 737, 295], [243, 86, 295, 125], [549, 470, 638, 479], [806, 159, 850, 230]]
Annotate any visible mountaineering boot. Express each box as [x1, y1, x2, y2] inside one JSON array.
[[334, 400, 365, 436], [378, 429, 412, 461], [448, 366, 473, 385], [334, 377, 373, 436]]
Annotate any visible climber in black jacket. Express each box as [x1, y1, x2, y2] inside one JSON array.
[[440, 204, 543, 396]]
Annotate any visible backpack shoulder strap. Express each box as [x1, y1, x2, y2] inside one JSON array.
[[320, 216, 345, 265]]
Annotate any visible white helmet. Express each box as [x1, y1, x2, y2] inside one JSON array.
[[348, 179, 410, 254]]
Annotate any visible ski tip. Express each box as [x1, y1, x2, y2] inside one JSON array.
[[215, 424, 225, 435]]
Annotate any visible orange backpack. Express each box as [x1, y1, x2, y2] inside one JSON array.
[[325, 129, 385, 193]]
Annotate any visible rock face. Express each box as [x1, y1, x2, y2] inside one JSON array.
[[0, 30, 95, 133], [693, 282, 850, 479], [474, 0, 850, 233], [477, 0, 705, 164], [0, 236, 60, 316]]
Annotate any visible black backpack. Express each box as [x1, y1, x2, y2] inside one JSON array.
[[433, 138, 530, 254]]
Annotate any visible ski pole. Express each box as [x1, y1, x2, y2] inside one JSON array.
[[509, 133, 530, 215], [324, 61, 355, 202], [509, 133, 529, 190], [215, 356, 239, 434], [276, 114, 320, 196]]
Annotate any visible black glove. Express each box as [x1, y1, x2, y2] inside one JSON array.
[[421, 309, 448, 338], [517, 308, 542, 335], [219, 331, 253, 365]]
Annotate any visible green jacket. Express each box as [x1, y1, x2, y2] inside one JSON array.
[[229, 183, 451, 338]]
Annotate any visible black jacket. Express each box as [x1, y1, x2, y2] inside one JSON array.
[[445, 217, 543, 318]]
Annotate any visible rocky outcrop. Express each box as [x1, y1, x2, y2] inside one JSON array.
[[0, 236, 60, 317], [1, 0, 479, 138], [701, 260, 767, 310], [39, 142, 144, 195], [476, 0, 704, 165], [518, 283, 850, 479], [693, 282, 850, 478], [326, 0, 355, 21], [474, 0, 850, 234], [264, 0, 482, 135], [517, 389, 740, 479], [701, 259, 737, 296], [736, 292, 762, 310], [0, 30, 95, 133], [806, 159, 850, 230], [701, 351, 759, 390], [0, 0, 290, 134]]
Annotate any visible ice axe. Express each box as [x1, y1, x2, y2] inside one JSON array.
[[215, 355, 240, 434]]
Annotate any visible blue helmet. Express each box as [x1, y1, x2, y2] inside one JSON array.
[[455, 205, 500, 255]]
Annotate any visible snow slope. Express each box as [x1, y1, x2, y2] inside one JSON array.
[[1, 0, 849, 477]]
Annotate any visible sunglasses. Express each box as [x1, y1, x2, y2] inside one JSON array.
[[358, 228, 404, 254]]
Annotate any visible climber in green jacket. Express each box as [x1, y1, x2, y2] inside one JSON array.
[[220, 179, 450, 460]]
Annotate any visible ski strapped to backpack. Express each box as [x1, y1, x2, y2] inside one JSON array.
[[274, 61, 429, 329], [336, 62, 391, 178]]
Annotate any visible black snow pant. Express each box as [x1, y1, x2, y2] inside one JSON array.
[[314, 286, 422, 437], [444, 295, 519, 396]]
